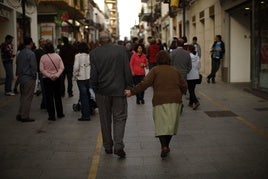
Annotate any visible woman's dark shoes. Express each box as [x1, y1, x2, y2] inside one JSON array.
[[16, 115, 22, 121], [114, 149, 126, 158], [20, 118, 35, 122], [48, 117, 56, 121], [16, 115, 35, 122], [161, 147, 170, 158], [193, 102, 200, 110], [78, 117, 90, 121]]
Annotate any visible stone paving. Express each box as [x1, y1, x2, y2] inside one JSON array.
[[0, 80, 268, 179]]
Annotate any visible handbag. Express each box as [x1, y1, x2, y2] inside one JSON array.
[[196, 74, 202, 84]]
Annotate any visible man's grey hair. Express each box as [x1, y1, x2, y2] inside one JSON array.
[[99, 30, 111, 43]]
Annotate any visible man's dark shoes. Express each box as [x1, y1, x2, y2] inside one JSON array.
[[114, 149, 126, 158], [105, 149, 113, 154], [141, 99, 145, 104], [20, 118, 35, 122], [78, 117, 90, 121], [58, 114, 65, 118], [136, 99, 140, 105]]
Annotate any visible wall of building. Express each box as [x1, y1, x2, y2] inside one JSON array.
[[0, 3, 38, 80], [229, 10, 250, 82], [187, 0, 224, 76]]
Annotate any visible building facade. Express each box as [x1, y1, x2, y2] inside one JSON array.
[[137, 0, 268, 93], [105, 0, 119, 40], [0, 0, 38, 78]]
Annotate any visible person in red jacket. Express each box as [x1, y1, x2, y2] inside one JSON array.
[[130, 44, 147, 104], [147, 38, 160, 70]]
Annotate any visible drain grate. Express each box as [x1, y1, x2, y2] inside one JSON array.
[[254, 107, 268, 111], [204, 111, 237, 118]]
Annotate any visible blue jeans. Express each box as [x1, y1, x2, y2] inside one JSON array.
[[77, 80, 91, 119], [3, 61, 14, 93]]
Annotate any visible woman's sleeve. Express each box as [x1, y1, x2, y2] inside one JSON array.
[[131, 69, 154, 95], [129, 54, 135, 72], [73, 55, 79, 79], [57, 57, 65, 77]]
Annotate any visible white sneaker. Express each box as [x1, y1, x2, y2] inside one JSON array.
[[5, 92, 15, 96]]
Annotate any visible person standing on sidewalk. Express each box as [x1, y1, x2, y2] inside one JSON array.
[[147, 38, 160, 70], [40, 42, 65, 121], [170, 38, 192, 80], [129, 43, 147, 105], [192, 36, 201, 59], [16, 37, 37, 122], [90, 31, 133, 158], [59, 36, 76, 97], [1, 35, 15, 96], [187, 45, 201, 110], [35, 38, 47, 109], [73, 42, 91, 121], [207, 35, 225, 83], [125, 50, 188, 159]]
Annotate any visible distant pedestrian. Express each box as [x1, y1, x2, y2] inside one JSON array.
[[59, 36, 76, 97], [147, 38, 160, 70], [182, 36, 189, 51], [170, 38, 192, 80], [125, 42, 133, 61], [55, 38, 62, 54], [40, 42, 65, 121], [169, 39, 178, 53], [207, 35, 225, 83], [192, 36, 201, 59], [73, 42, 92, 121], [1, 35, 15, 96], [90, 31, 133, 158], [125, 50, 188, 159], [187, 45, 201, 110], [16, 37, 37, 122], [129, 43, 147, 105]]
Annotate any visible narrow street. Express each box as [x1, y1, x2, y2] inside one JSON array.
[[0, 80, 268, 179]]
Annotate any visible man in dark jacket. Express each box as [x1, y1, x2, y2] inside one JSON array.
[[90, 31, 133, 158], [59, 37, 76, 97], [35, 38, 46, 109]]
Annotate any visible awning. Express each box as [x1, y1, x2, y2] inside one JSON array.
[[38, 0, 85, 19]]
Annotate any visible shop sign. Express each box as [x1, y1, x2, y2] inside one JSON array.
[[0, 6, 10, 20]]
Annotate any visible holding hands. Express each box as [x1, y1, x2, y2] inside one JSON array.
[[124, 89, 132, 97]]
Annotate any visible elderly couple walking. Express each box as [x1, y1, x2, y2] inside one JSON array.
[[91, 32, 188, 159]]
